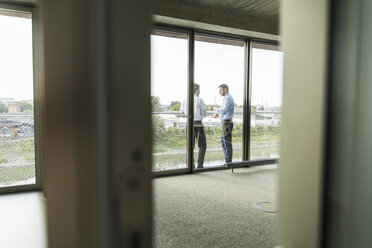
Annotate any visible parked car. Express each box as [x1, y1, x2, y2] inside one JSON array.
[[0, 127, 11, 137], [18, 126, 34, 137], [23, 127, 34, 137]]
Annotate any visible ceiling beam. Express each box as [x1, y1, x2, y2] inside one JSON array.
[[154, 0, 279, 35]]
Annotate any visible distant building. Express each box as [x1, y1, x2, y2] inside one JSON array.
[[251, 113, 281, 127], [20, 99, 33, 106], [8, 102, 21, 113], [0, 98, 16, 106]]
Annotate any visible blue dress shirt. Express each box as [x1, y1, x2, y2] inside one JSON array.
[[214, 93, 234, 121]]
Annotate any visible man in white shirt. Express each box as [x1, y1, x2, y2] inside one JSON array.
[[181, 83, 207, 168]]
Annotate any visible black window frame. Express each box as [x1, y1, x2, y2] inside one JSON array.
[[151, 24, 280, 177]]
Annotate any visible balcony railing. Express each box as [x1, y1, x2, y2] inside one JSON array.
[[152, 111, 280, 171]]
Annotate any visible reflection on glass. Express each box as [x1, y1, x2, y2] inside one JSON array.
[[0, 10, 35, 187], [250, 43, 283, 160], [151, 30, 188, 171], [195, 35, 245, 167]]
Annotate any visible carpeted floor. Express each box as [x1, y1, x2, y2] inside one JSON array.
[[153, 164, 278, 248]]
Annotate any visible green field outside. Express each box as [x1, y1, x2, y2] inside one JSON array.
[[152, 125, 279, 171], [0, 137, 35, 184]]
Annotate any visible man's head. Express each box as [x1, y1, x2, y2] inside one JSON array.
[[218, 84, 229, 96], [194, 83, 200, 96]]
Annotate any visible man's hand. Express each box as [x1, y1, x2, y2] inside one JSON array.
[[208, 105, 214, 111]]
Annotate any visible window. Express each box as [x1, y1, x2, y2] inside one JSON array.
[[0, 7, 39, 189], [250, 42, 283, 160], [151, 27, 282, 175], [195, 35, 245, 167], [151, 29, 189, 172]]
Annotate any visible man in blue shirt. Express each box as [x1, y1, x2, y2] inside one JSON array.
[[211, 84, 234, 164]]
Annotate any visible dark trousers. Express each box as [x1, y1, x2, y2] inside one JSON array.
[[193, 122, 206, 168], [221, 121, 233, 163]]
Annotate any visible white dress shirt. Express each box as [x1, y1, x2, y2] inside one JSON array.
[[181, 94, 207, 121]]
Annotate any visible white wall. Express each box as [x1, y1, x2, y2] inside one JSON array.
[[277, 1, 329, 247]]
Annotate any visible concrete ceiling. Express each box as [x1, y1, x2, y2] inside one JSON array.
[[184, 0, 279, 20], [154, 0, 279, 35]]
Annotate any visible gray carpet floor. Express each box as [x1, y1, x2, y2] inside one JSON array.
[[153, 164, 278, 248]]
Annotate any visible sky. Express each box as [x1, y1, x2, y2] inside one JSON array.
[[0, 15, 282, 105], [0, 14, 33, 101], [251, 48, 283, 107], [151, 34, 283, 108]]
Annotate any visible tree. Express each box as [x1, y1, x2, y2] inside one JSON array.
[[151, 96, 165, 138], [151, 96, 161, 112], [251, 106, 257, 113], [170, 101, 181, 111], [169, 101, 181, 111], [0, 102, 7, 113], [20, 102, 33, 112], [152, 115, 165, 137]]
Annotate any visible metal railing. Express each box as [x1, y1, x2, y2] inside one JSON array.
[[152, 110, 280, 171]]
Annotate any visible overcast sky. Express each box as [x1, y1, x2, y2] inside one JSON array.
[[0, 14, 33, 101], [151, 35, 283, 108], [0, 15, 282, 106]]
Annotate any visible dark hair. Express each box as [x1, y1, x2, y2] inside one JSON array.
[[218, 84, 229, 91], [193, 83, 200, 92]]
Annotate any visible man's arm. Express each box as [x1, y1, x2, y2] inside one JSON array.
[[226, 96, 234, 115], [218, 96, 233, 116], [200, 99, 207, 117], [180, 100, 187, 115]]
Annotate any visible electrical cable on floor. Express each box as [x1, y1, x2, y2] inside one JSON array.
[[255, 201, 277, 213]]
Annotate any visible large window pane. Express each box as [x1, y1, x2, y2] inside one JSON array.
[[250, 43, 283, 160], [151, 30, 188, 171], [0, 10, 35, 187], [195, 35, 245, 167]]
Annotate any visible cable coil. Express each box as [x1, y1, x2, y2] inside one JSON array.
[[255, 201, 277, 213]]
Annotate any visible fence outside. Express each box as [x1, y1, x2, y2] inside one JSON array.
[[152, 111, 280, 171], [0, 114, 35, 186]]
